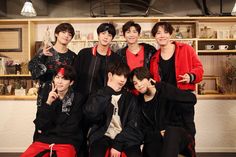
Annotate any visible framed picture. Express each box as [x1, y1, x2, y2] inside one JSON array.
[[202, 75, 220, 94], [164, 21, 196, 39], [0, 28, 22, 52]]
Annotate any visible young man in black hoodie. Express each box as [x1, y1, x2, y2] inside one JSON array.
[[21, 65, 84, 157], [131, 67, 197, 157], [84, 61, 143, 157]]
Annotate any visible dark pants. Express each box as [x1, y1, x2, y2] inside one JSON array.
[[142, 126, 196, 157], [90, 136, 142, 157]]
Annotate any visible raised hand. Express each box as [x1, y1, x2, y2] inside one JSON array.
[[46, 83, 58, 105], [178, 73, 190, 84], [42, 43, 53, 56]]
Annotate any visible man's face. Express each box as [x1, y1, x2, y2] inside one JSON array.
[[154, 26, 171, 46], [132, 75, 150, 94], [53, 73, 73, 93], [98, 31, 113, 46], [55, 31, 73, 45], [108, 73, 127, 92], [124, 26, 140, 44]]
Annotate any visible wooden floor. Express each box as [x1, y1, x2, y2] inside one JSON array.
[[1, 153, 235, 157]]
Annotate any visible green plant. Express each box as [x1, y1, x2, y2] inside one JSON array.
[[224, 57, 236, 85]]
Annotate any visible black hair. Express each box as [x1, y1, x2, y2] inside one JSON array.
[[54, 65, 76, 81], [97, 23, 116, 39], [130, 67, 151, 81], [54, 23, 75, 41], [151, 22, 174, 37], [107, 60, 130, 78], [122, 20, 141, 36]]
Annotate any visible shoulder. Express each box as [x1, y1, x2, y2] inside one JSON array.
[[175, 42, 194, 51], [109, 52, 122, 61], [151, 49, 160, 60], [74, 92, 87, 104], [141, 43, 156, 51], [116, 46, 128, 56], [122, 90, 138, 103], [66, 49, 77, 57], [77, 48, 93, 60], [78, 47, 92, 56]]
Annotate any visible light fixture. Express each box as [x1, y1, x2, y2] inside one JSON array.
[[232, 1, 236, 16], [21, 0, 37, 17]]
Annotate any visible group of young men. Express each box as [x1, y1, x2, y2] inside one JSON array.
[[21, 20, 203, 157]]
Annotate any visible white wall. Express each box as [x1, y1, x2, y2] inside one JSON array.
[[0, 99, 236, 153], [0, 100, 36, 152]]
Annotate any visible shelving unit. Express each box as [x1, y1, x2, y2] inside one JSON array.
[[0, 16, 236, 99]]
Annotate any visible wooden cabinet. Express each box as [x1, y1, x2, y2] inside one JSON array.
[[0, 17, 236, 99]]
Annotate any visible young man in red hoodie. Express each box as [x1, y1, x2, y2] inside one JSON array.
[[150, 22, 203, 91]]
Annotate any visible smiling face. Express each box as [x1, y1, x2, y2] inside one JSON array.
[[98, 31, 113, 47], [108, 73, 127, 92], [53, 73, 73, 93], [55, 31, 73, 45], [124, 26, 140, 44], [132, 75, 150, 94], [154, 26, 172, 47]]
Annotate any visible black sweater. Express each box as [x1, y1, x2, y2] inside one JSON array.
[[139, 82, 197, 143], [83, 86, 143, 151], [33, 92, 85, 151]]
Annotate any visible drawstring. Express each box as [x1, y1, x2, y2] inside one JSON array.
[[49, 143, 55, 157]]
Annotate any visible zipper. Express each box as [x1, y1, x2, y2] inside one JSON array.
[[89, 56, 98, 94]]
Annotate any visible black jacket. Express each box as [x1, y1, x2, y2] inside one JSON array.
[[83, 86, 143, 151], [73, 47, 121, 96], [139, 82, 197, 143], [116, 43, 156, 69], [33, 92, 85, 152]]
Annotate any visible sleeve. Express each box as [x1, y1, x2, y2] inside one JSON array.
[[156, 82, 197, 112], [188, 46, 204, 83], [28, 49, 47, 80], [112, 95, 143, 151], [83, 86, 113, 122], [33, 102, 57, 132], [72, 54, 81, 92]]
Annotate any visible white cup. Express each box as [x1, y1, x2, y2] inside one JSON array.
[[218, 45, 229, 50], [205, 45, 215, 50]]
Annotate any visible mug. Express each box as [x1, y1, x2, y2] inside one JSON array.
[[218, 45, 229, 50], [205, 45, 215, 50]]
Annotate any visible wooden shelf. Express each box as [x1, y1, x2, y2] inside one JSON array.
[[0, 95, 36, 100], [197, 94, 236, 100], [198, 39, 236, 41], [0, 74, 31, 77], [1, 16, 236, 101], [71, 38, 196, 42], [198, 50, 236, 53]]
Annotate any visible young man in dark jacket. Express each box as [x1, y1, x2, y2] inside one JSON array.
[[21, 65, 84, 157], [84, 61, 143, 157], [73, 22, 121, 157], [131, 67, 197, 157], [73, 22, 121, 97], [116, 20, 156, 71]]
